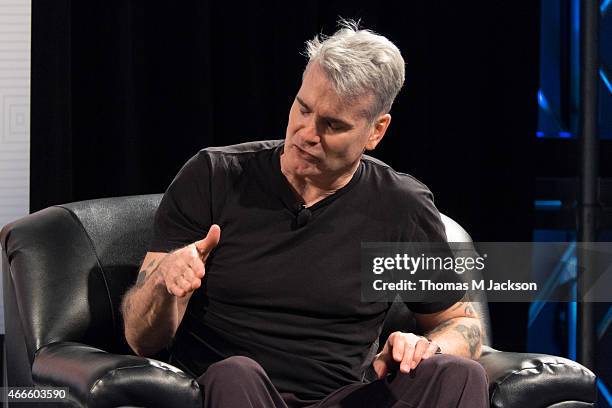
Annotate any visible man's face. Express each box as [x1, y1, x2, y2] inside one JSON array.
[[283, 63, 389, 180]]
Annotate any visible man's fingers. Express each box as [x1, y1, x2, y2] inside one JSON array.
[[372, 358, 388, 379], [379, 333, 440, 376], [387, 332, 427, 373], [165, 262, 199, 297], [168, 279, 196, 298], [399, 341, 415, 373], [175, 275, 194, 293], [410, 338, 430, 369], [187, 250, 205, 279], [421, 341, 440, 360], [389, 333, 416, 373], [194, 224, 221, 259], [168, 282, 186, 298], [390, 334, 406, 363], [372, 353, 393, 379]]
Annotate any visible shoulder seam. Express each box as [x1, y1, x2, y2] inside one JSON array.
[[199, 140, 282, 157], [361, 155, 428, 188]]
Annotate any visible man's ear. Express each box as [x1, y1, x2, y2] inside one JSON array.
[[365, 114, 391, 151]]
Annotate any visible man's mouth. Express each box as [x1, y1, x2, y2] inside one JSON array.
[[294, 145, 319, 162]]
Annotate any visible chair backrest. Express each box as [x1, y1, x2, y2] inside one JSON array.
[[1, 194, 491, 387], [1, 194, 162, 386]]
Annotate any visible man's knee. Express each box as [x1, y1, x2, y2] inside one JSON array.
[[416, 354, 487, 383], [201, 356, 265, 385], [384, 355, 488, 407]]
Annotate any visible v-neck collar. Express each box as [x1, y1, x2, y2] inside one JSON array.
[[269, 142, 363, 213]]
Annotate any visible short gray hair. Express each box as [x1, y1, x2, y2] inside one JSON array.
[[304, 19, 405, 120]]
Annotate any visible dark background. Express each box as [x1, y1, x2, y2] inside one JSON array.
[[30, 1, 540, 352]]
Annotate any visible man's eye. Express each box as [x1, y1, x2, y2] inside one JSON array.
[[328, 121, 341, 131], [300, 109, 310, 116]]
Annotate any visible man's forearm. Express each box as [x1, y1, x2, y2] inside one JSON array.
[[425, 316, 483, 359], [122, 256, 178, 356]]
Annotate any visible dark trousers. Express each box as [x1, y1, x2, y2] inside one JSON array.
[[197, 355, 489, 408]]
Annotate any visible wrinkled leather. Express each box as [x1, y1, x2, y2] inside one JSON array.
[[0, 194, 200, 407], [3, 205, 115, 360], [480, 346, 596, 408], [0, 194, 597, 407], [33, 342, 201, 408]]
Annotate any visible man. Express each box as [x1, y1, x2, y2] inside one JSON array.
[[122, 19, 488, 407]]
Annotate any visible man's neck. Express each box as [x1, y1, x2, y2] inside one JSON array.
[[280, 155, 361, 207]]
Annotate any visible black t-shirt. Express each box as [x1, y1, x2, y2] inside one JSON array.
[[150, 140, 463, 400]]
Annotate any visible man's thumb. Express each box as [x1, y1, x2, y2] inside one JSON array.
[[372, 357, 389, 380], [194, 224, 221, 257]]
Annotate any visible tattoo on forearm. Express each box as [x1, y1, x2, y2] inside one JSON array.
[[450, 294, 473, 313], [135, 271, 147, 287], [464, 303, 476, 317], [425, 320, 454, 336], [122, 258, 165, 320], [454, 324, 481, 358], [134, 259, 160, 288]]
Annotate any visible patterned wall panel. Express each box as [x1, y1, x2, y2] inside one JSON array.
[[0, 0, 31, 334]]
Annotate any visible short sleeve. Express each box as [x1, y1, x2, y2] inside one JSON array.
[[149, 153, 212, 253], [403, 187, 466, 314], [408, 188, 447, 243]]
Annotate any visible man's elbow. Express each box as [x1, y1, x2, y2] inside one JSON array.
[[125, 331, 170, 357], [127, 341, 151, 357], [130, 343, 160, 358], [123, 313, 175, 357]]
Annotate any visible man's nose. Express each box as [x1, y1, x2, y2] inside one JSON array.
[[300, 118, 321, 146]]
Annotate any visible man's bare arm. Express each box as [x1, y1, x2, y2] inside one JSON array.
[[122, 252, 185, 356], [121, 225, 221, 357], [372, 295, 483, 378], [416, 296, 483, 359]]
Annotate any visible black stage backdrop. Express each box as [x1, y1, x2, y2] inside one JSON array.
[[31, 1, 539, 351]]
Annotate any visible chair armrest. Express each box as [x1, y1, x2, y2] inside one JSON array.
[[32, 342, 202, 408], [479, 346, 596, 408]]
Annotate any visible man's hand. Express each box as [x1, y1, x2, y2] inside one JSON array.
[[416, 297, 483, 360], [372, 331, 441, 378], [121, 224, 221, 356], [158, 224, 221, 297]]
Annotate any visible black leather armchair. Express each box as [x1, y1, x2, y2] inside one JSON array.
[[1, 195, 597, 407]]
